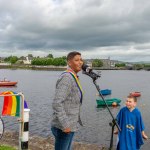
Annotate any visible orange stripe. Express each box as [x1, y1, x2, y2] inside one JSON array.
[[7, 95, 13, 115], [0, 91, 10, 95]]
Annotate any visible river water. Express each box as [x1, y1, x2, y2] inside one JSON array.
[[0, 69, 150, 149]]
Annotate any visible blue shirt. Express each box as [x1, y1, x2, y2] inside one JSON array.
[[116, 107, 145, 150]]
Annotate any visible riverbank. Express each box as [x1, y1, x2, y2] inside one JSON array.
[[0, 64, 124, 71], [1, 64, 150, 71], [0, 131, 110, 150], [0, 64, 67, 71]]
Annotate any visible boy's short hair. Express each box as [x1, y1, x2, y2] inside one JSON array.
[[67, 51, 81, 61], [127, 95, 137, 102]]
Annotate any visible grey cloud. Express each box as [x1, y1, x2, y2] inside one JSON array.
[[1, 0, 150, 61]]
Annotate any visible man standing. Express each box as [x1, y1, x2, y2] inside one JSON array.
[[51, 51, 83, 150]]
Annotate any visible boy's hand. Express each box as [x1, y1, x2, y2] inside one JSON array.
[[143, 134, 148, 140], [142, 132, 148, 140]]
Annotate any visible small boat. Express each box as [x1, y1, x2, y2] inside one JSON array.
[[0, 81, 18, 86], [96, 98, 121, 106], [100, 89, 111, 95], [130, 92, 141, 97]]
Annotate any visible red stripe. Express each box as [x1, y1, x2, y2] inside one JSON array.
[[2, 91, 13, 116], [2, 96, 9, 115]]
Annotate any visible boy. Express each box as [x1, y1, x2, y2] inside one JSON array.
[[114, 95, 148, 150]]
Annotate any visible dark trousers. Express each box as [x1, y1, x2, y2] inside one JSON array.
[[51, 127, 75, 150]]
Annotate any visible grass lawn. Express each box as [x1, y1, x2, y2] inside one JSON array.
[[0, 145, 16, 150]]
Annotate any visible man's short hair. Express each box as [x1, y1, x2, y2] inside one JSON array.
[[127, 95, 137, 102], [67, 51, 81, 61]]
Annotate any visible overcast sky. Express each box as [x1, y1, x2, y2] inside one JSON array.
[[1, 0, 150, 62]]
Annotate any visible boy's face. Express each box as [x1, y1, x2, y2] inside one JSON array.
[[125, 98, 137, 110]]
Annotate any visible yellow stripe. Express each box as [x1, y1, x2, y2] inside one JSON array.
[[66, 70, 83, 93], [11, 93, 17, 116]]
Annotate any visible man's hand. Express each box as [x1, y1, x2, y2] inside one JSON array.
[[63, 128, 71, 133], [114, 130, 118, 134]]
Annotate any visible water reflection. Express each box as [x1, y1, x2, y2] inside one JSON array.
[[0, 86, 17, 88], [0, 69, 150, 150]]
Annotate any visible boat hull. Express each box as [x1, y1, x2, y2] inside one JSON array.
[[0, 81, 17, 86], [130, 92, 141, 97], [96, 98, 121, 106], [100, 89, 111, 95]]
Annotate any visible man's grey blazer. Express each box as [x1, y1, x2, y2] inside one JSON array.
[[51, 72, 83, 132]]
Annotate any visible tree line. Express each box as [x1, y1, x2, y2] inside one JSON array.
[[31, 57, 67, 66], [2, 54, 150, 70], [2, 54, 104, 67]]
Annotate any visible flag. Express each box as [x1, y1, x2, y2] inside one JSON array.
[[0, 91, 27, 117]]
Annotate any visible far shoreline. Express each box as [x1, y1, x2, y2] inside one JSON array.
[[0, 64, 128, 71]]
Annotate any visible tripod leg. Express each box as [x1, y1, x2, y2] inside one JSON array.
[[109, 124, 115, 150]]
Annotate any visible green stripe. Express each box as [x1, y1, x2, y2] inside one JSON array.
[[16, 95, 20, 117]]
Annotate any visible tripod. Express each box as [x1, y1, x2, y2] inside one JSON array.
[[83, 71, 121, 150]]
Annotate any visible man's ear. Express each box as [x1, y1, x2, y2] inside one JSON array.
[[67, 60, 71, 67]]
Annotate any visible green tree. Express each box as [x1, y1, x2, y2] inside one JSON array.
[[4, 56, 12, 62], [47, 58, 53, 65], [10, 56, 18, 64], [92, 59, 103, 67], [61, 56, 67, 60], [115, 63, 126, 67], [133, 64, 144, 70], [28, 54, 33, 58], [31, 58, 41, 65], [144, 64, 150, 68], [53, 58, 67, 66], [47, 53, 53, 58], [31, 57, 67, 66]]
